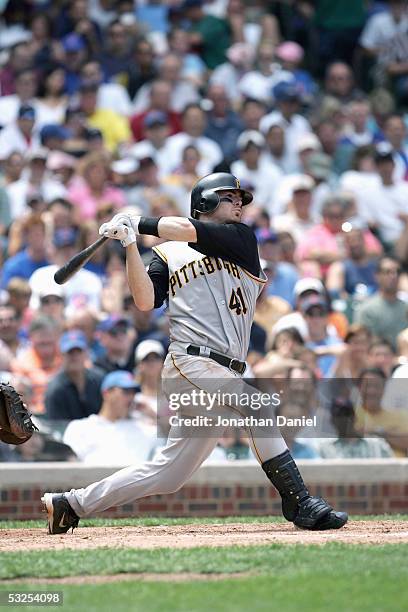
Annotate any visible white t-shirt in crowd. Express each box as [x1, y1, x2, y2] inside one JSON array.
[[360, 11, 408, 51], [359, 180, 408, 242], [230, 158, 283, 214], [63, 414, 158, 465], [29, 265, 103, 313], [164, 132, 223, 176]]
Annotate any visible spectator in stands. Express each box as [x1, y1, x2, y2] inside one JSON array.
[[296, 195, 381, 276], [364, 143, 408, 246], [65, 307, 104, 362], [300, 295, 345, 377], [94, 315, 136, 375], [331, 324, 372, 379], [0, 213, 49, 290], [164, 103, 223, 176], [127, 38, 157, 100], [318, 396, 393, 458], [12, 315, 62, 415], [256, 228, 299, 307], [253, 328, 305, 378], [230, 130, 282, 213], [29, 227, 103, 315], [272, 174, 316, 242], [184, 0, 232, 70], [367, 339, 396, 378], [60, 32, 88, 96], [275, 401, 320, 459], [322, 62, 359, 105], [204, 83, 243, 160], [74, 82, 131, 153], [211, 42, 255, 106], [0, 42, 32, 98], [260, 82, 312, 172], [35, 64, 68, 128], [133, 339, 165, 422], [129, 111, 173, 176], [355, 367, 408, 456], [45, 330, 103, 422], [79, 60, 132, 117], [0, 304, 23, 370], [36, 287, 66, 327], [98, 19, 132, 82], [382, 114, 408, 181], [62, 370, 157, 465], [0, 68, 37, 127], [68, 151, 126, 220], [326, 221, 380, 299], [167, 26, 207, 89], [0, 104, 39, 160], [355, 256, 408, 349], [6, 278, 31, 323], [133, 53, 199, 115], [130, 79, 182, 142]]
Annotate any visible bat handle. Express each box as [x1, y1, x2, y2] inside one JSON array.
[[54, 235, 109, 285]]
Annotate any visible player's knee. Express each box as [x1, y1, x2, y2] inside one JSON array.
[[161, 476, 186, 494]]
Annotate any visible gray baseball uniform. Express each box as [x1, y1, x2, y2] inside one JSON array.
[[65, 221, 287, 517]]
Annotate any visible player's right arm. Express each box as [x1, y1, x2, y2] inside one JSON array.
[[126, 243, 168, 311]]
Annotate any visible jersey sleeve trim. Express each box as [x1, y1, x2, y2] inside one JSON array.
[[152, 246, 168, 263], [239, 267, 267, 284]]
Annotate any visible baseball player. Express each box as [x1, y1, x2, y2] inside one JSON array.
[[42, 173, 348, 534]]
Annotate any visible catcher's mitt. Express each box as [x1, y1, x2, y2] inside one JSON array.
[[0, 382, 39, 445]]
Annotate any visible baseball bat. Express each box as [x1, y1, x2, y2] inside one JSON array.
[[54, 235, 109, 285]]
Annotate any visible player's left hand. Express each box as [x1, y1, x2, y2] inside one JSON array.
[[99, 221, 136, 247], [109, 212, 141, 234]]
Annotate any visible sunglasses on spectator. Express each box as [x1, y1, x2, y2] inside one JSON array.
[[40, 296, 64, 305], [109, 325, 129, 337], [306, 308, 327, 318], [378, 267, 401, 275]]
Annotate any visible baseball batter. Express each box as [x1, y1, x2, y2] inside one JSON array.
[[42, 173, 348, 533]]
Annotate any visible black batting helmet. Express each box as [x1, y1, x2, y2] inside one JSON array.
[[190, 172, 253, 219]]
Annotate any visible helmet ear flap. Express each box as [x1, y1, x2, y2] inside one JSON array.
[[199, 190, 220, 215]]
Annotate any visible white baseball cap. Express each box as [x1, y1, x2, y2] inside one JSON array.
[[135, 339, 165, 363], [291, 174, 315, 193], [237, 130, 265, 150], [295, 133, 322, 154], [111, 158, 139, 175], [294, 277, 324, 298]]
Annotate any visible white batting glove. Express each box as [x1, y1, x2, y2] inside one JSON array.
[[99, 222, 136, 247], [109, 212, 141, 234]]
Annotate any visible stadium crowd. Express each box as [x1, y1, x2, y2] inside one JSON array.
[[1, 0, 408, 463]]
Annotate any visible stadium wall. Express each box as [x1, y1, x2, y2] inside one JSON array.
[[1, 460, 407, 520]]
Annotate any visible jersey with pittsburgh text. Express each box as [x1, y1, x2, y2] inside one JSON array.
[[152, 241, 266, 361]]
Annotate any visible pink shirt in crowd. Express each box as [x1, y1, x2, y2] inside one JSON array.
[[68, 179, 126, 220], [296, 224, 382, 274]]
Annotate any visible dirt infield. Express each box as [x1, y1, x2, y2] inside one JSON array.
[[1, 520, 408, 552]]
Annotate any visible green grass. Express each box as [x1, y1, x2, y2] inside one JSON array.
[[1, 542, 407, 580], [1, 514, 407, 530], [3, 545, 408, 612]]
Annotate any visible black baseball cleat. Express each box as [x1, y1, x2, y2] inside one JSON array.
[[41, 493, 80, 535], [262, 450, 349, 531]]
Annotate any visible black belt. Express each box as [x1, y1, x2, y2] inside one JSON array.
[[187, 344, 246, 375]]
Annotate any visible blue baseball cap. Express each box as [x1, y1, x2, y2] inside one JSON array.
[[60, 330, 88, 353], [97, 315, 130, 333], [62, 33, 86, 53], [255, 228, 278, 245], [18, 104, 36, 120], [273, 81, 301, 102], [40, 124, 70, 143], [144, 110, 167, 128], [101, 370, 138, 392], [53, 227, 78, 248]]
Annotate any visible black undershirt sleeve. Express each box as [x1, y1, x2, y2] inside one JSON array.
[[188, 220, 261, 277], [147, 251, 169, 308]]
